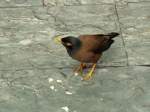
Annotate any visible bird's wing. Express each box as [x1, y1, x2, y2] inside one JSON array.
[[92, 32, 119, 53], [79, 35, 103, 51], [92, 36, 114, 53], [93, 32, 119, 39], [79, 33, 119, 53]]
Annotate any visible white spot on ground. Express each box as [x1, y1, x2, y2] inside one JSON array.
[[101, 69, 108, 72], [65, 91, 73, 95], [48, 78, 54, 83], [56, 80, 63, 83], [74, 72, 79, 76], [19, 39, 32, 45], [61, 106, 69, 112], [50, 85, 55, 90], [118, 74, 130, 79], [6, 0, 10, 2]]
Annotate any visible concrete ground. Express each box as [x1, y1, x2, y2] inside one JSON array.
[[0, 0, 150, 112]]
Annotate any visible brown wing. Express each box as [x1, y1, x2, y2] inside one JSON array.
[[79, 35, 102, 50], [79, 34, 114, 53], [70, 35, 102, 63]]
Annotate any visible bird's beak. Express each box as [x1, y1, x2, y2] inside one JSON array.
[[54, 36, 62, 44]]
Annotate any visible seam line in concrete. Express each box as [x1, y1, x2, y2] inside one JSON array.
[[127, 1, 150, 4], [0, 5, 43, 9], [44, 3, 114, 8], [0, 65, 150, 71], [114, 3, 129, 66]]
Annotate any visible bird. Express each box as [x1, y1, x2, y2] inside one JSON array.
[[55, 32, 119, 80]]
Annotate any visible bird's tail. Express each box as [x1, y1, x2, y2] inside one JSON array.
[[107, 32, 119, 38], [98, 32, 119, 52]]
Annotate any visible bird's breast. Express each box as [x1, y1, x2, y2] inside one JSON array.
[[71, 49, 102, 63]]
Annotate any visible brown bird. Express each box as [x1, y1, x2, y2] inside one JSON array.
[[59, 32, 119, 80]]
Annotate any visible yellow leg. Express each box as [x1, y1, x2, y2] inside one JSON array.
[[74, 63, 86, 74], [82, 64, 96, 80]]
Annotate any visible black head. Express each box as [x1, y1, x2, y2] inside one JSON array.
[[61, 36, 81, 56]]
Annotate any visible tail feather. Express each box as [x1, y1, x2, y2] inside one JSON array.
[[107, 32, 119, 38], [93, 32, 119, 53]]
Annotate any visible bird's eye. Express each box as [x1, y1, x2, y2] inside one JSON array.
[[66, 42, 72, 46]]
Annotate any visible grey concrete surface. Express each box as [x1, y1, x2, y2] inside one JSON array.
[[0, 0, 150, 112]]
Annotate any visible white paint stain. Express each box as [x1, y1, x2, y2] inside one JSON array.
[[74, 72, 79, 76], [19, 39, 32, 45], [65, 91, 73, 95], [5, 0, 10, 2], [56, 80, 62, 83], [61, 106, 69, 112], [48, 78, 54, 83], [50, 85, 55, 90]]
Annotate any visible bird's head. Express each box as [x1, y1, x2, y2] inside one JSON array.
[[61, 36, 81, 49], [61, 36, 82, 55]]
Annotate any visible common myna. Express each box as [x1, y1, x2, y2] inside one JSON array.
[[56, 32, 119, 80]]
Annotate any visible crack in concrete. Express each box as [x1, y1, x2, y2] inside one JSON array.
[[42, 1, 114, 7], [127, 1, 150, 4], [0, 64, 149, 72], [0, 5, 43, 9], [114, 2, 129, 66]]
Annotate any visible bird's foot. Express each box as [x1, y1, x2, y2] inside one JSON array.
[[82, 64, 96, 80], [74, 63, 87, 76]]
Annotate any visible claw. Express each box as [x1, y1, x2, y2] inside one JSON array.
[[82, 64, 96, 80]]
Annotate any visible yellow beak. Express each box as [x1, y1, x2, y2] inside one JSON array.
[[54, 36, 62, 44]]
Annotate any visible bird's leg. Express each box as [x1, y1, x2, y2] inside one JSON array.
[[82, 63, 96, 80], [74, 63, 86, 75]]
